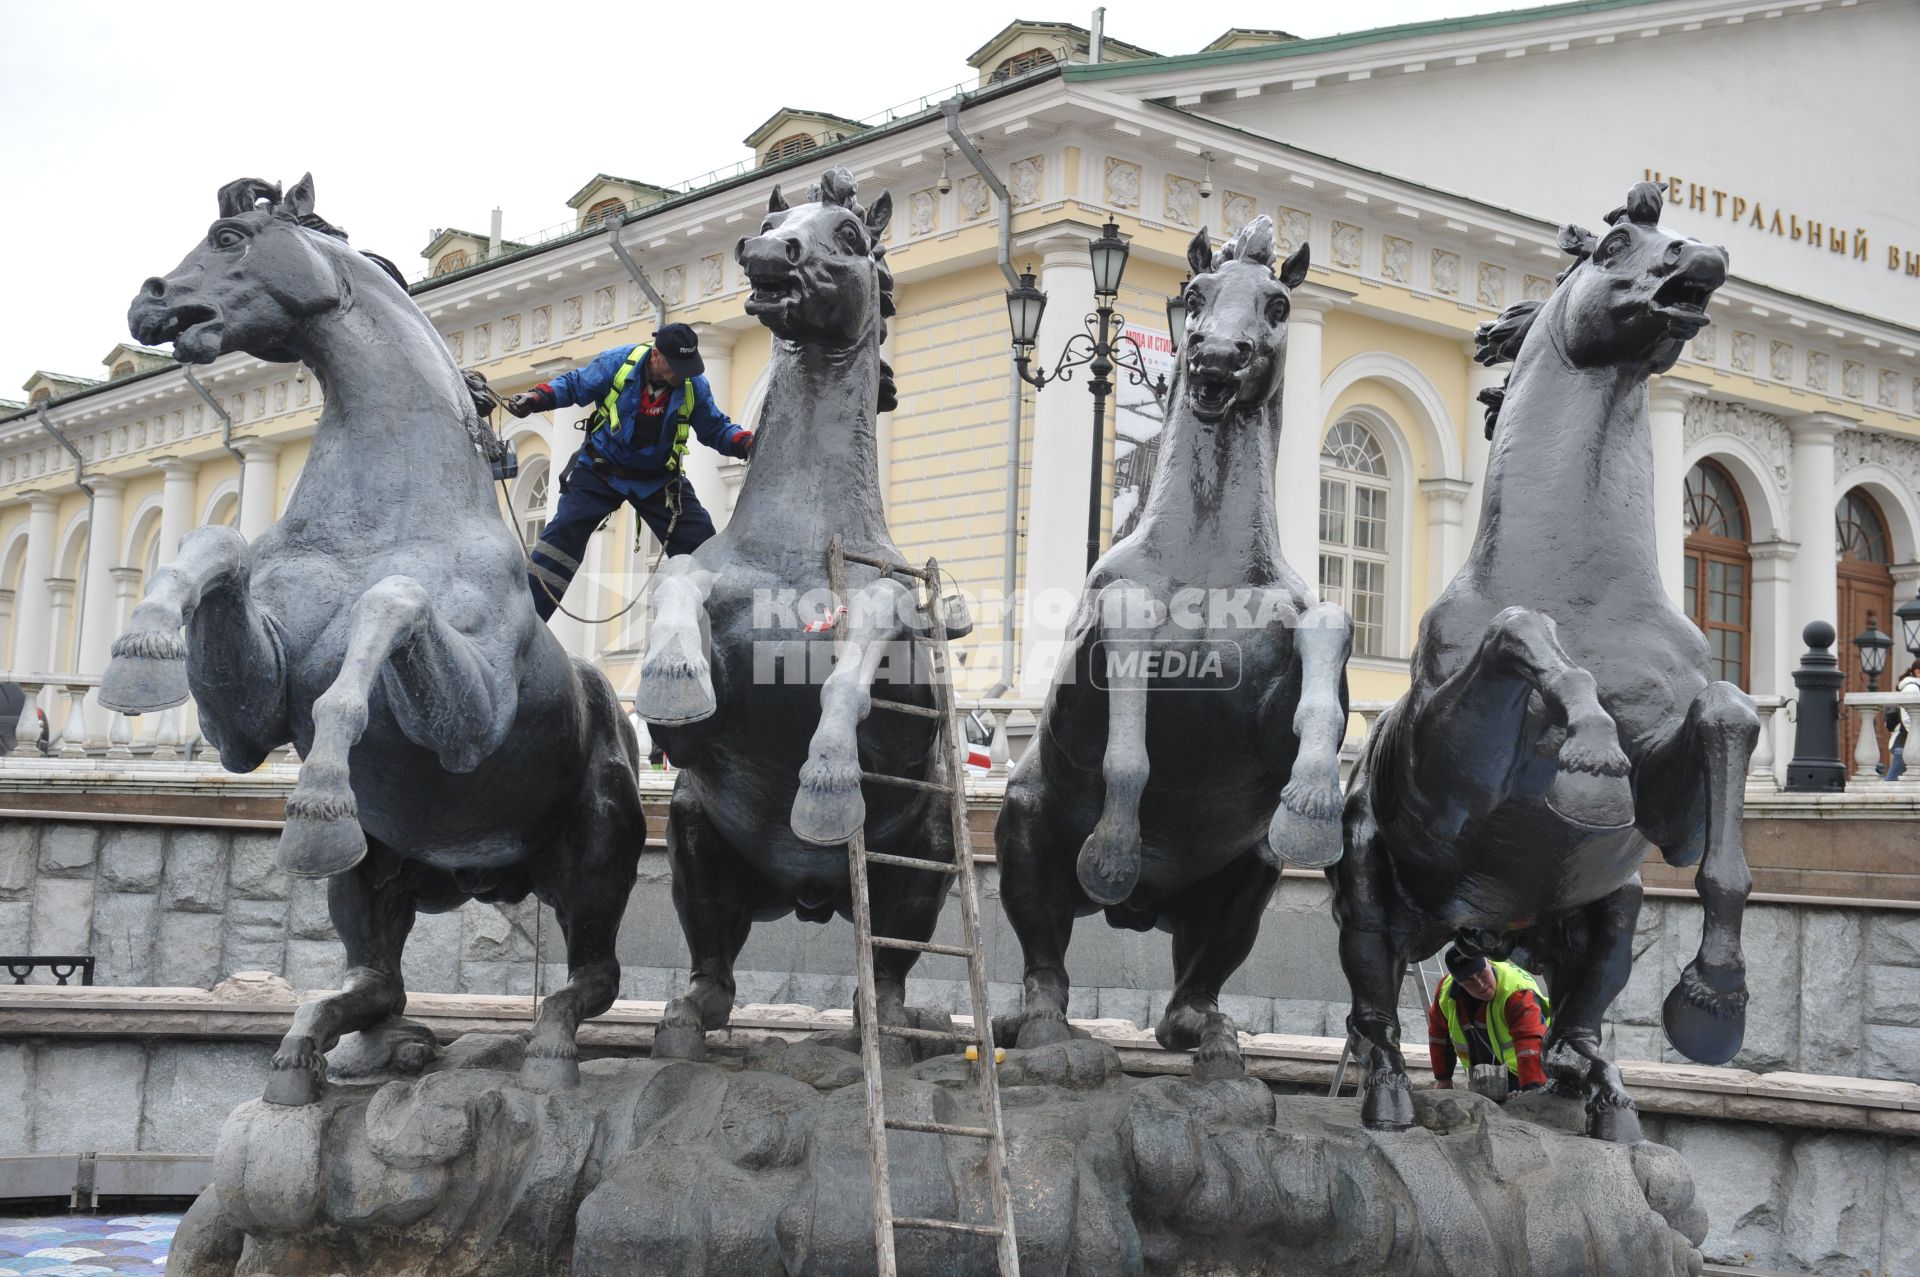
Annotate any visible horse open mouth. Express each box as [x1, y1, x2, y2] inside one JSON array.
[[1188, 369, 1239, 415], [744, 272, 802, 316], [1653, 273, 1716, 318], [150, 303, 221, 346]]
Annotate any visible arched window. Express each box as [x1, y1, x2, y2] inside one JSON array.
[[584, 197, 626, 228], [1837, 487, 1896, 762], [434, 249, 469, 276], [515, 458, 551, 544], [991, 47, 1057, 81], [1318, 418, 1389, 656], [764, 133, 819, 166], [207, 492, 239, 530], [1682, 460, 1751, 689], [28, 387, 50, 406], [1836, 491, 1890, 565], [110, 362, 135, 381]]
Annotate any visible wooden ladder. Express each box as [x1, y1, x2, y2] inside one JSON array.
[[824, 535, 1021, 1277]]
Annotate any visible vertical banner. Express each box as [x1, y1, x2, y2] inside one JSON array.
[[1111, 323, 1175, 540]]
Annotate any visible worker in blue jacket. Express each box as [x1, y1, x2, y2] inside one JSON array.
[[506, 323, 753, 620]]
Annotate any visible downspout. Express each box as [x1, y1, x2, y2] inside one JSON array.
[[35, 403, 92, 676], [944, 95, 1026, 691], [183, 369, 245, 514], [606, 214, 667, 327]]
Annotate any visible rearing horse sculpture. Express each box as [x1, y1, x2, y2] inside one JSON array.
[[1336, 181, 1754, 1140], [107, 176, 645, 1103], [634, 166, 965, 1059], [995, 218, 1352, 1078]]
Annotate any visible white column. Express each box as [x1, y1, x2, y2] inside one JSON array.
[[687, 323, 739, 533], [1787, 413, 1847, 635], [1017, 230, 1100, 695], [43, 577, 76, 673], [110, 567, 144, 637], [0, 589, 12, 670], [1419, 478, 1472, 605], [1750, 541, 1798, 698], [77, 478, 126, 737], [154, 456, 199, 567], [235, 439, 282, 540], [1648, 377, 1707, 612], [12, 492, 58, 674], [1462, 346, 1504, 542], [1276, 288, 1338, 584]]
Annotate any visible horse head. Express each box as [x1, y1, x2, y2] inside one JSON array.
[[128, 174, 404, 365], [736, 165, 894, 347], [1546, 181, 1728, 374], [1176, 215, 1309, 422]]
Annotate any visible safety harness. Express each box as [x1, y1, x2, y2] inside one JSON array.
[[587, 343, 695, 474]]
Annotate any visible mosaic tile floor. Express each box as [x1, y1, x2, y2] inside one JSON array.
[[0, 1215, 177, 1274]]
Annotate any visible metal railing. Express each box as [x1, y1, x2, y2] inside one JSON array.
[[3, 955, 95, 985]]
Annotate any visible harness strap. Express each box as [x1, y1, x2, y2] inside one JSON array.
[[590, 343, 696, 472]]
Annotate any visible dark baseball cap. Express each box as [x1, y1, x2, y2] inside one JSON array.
[[1444, 947, 1489, 981], [654, 323, 705, 378]]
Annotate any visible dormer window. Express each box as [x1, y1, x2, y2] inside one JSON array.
[[764, 133, 819, 166], [991, 47, 1057, 81], [434, 249, 470, 276], [29, 388, 50, 406], [584, 197, 627, 228], [110, 362, 134, 381]]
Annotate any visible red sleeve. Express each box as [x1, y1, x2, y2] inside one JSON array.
[[1427, 995, 1456, 1081], [1504, 989, 1548, 1088]]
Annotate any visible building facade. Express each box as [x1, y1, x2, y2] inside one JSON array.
[[1, 0, 1914, 760]]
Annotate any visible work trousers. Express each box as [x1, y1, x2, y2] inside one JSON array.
[[526, 459, 716, 621]]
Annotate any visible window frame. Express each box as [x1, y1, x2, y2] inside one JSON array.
[[1682, 459, 1753, 691], [1317, 416, 1394, 659]]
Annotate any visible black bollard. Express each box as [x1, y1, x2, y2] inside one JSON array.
[[1786, 620, 1847, 792]]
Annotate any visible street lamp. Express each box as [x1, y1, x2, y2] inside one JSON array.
[[1004, 222, 1172, 571], [1853, 611, 1892, 692], [1895, 586, 1920, 663], [1165, 276, 1190, 353]]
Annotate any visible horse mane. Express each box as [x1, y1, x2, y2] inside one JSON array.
[[214, 176, 409, 291], [1216, 215, 1278, 269], [798, 165, 895, 324]]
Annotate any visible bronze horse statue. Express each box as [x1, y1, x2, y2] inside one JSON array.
[[106, 176, 645, 1102], [635, 166, 966, 1059], [995, 218, 1352, 1077], [1336, 181, 1754, 1139]]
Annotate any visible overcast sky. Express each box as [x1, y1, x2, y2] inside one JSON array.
[[0, 0, 1532, 397]]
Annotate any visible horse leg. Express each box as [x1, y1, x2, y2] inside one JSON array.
[[522, 673, 644, 1090], [634, 558, 716, 726], [1413, 606, 1633, 835], [1265, 599, 1352, 870], [101, 526, 288, 768], [1539, 880, 1646, 1142], [1156, 846, 1281, 1082], [1074, 580, 1155, 905], [264, 838, 415, 1105], [656, 787, 758, 1061], [1635, 681, 1758, 1065], [1333, 766, 1419, 1130], [279, 575, 512, 878], [991, 764, 1079, 1049], [791, 576, 918, 846]]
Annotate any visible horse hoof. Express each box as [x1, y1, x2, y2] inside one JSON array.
[[99, 647, 190, 714], [633, 660, 716, 727], [1588, 1100, 1643, 1144], [1662, 962, 1747, 1065], [1545, 768, 1636, 830], [1006, 1012, 1071, 1050], [1191, 1033, 1246, 1084], [1361, 1074, 1416, 1130], [277, 811, 368, 879], [791, 758, 865, 846], [1076, 831, 1140, 906], [652, 1019, 709, 1061], [1266, 795, 1344, 870], [519, 1052, 581, 1092], [262, 1064, 325, 1107]]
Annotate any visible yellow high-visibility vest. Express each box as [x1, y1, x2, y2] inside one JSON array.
[[593, 344, 694, 472], [1437, 961, 1550, 1077]]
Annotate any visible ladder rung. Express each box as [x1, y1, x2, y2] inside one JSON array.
[[871, 935, 973, 958], [892, 1217, 1004, 1237], [861, 771, 954, 796], [885, 1117, 993, 1139], [865, 851, 961, 874], [842, 550, 930, 580], [869, 698, 943, 719], [877, 1023, 973, 1043]]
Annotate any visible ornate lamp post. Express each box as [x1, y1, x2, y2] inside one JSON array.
[[1005, 221, 1172, 571], [1894, 586, 1920, 665], [1853, 612, 1892, 692]]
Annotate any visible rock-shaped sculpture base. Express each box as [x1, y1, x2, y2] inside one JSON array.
[[172, 1032, 1706, 1276]]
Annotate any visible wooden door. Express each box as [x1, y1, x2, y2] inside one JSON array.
[[1837, 489, 1896, 767]]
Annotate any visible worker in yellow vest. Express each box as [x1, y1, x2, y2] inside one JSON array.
[[1427, 947, 1551, 1093], [505, 324, 753, 620]]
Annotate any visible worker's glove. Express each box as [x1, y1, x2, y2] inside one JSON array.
[[736, 429, 756, 456], [506, 386, 555, 418]]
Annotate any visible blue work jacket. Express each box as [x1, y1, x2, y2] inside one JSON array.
[[545, 344, 751, 499]]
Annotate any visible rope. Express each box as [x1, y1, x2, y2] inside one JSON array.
[[470, 372, 670, 626]]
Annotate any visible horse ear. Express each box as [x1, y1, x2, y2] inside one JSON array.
[[1186, 226, 1214, 276], [1278, 242, 1310, 289], [865, 190, 892, 241], [281, 173, 316, 221], [768, 186, 789, 214], [1624, 181, 1663, 225], [1557, 223, 1597, 259]]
